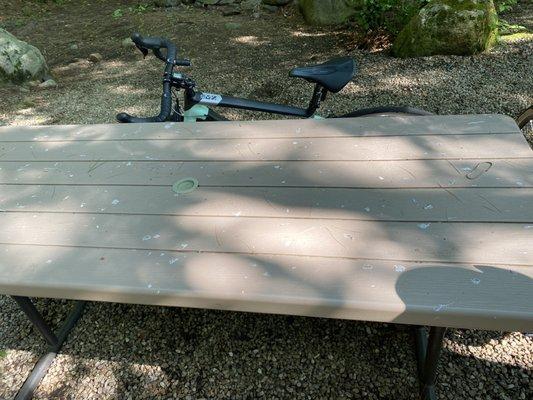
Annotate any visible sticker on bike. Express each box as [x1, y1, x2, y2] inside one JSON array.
[[199, 93, 222, 105]]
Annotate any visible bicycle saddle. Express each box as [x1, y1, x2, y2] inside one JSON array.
[[289, 57, 356, 93]]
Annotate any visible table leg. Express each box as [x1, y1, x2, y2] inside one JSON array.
[[11, 296, 86, 400], [414, 325, 447, 400]]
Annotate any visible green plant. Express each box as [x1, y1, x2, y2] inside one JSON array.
[[129, 3, 152, 14], [112, 4, 151, 18], [357, 0, 428, 34], [112, 8, 124, 18], [494, 0, 518, 13]]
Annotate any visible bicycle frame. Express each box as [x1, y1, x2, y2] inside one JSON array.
[[186, 91, 309, 117], [172, 73, 327, 122]]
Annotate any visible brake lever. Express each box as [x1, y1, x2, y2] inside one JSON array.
[[135, 44, 149, 58]]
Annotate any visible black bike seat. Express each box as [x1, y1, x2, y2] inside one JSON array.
[[289, 57, 356, 93]]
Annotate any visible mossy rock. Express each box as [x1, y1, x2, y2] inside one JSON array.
[[393, 0, 499, 58], [298, 0, 363, 26], [0, 28, 49, 84]]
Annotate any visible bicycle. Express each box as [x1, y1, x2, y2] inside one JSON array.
[[116, 33, 433, 123]]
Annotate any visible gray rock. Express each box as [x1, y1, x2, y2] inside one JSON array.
[[88, 53, 103, 63], [39, 78, 58, 89], [393, 0, 499, 58], [69, 43, 79, 51], [0, 28, 49, 83], [153, 0, 180, 7], [224, 22, 242, 29], [240, 0, 261, 11], [262, 4, 278, 12], [298, 0, 363, 25], [223, 5, 241, 16]]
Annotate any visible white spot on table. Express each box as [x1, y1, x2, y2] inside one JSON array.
[[394, 264, 406, 272]]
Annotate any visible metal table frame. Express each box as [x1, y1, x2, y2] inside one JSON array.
[[11, 297, 86, 400], [10, 296, 446, 400]]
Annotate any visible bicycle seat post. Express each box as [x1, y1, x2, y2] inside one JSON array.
[[305, 84, 327, 117]]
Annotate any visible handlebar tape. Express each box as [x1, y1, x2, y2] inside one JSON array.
[[116, 84, 172, 123], [116, 33, 178, 123]]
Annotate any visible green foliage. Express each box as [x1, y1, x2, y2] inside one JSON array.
[[498, 19, 528, 35], [357, 0, 429, 34], [112, 4, 152, 19], [494, 0, 518, 13], [129, 3, 152, 14], [112, 8, 124, 19]]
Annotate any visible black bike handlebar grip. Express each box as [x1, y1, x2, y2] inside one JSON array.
[[175, 59, 191, 66]]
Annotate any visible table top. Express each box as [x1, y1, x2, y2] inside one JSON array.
[[0, 114, 532, 331]]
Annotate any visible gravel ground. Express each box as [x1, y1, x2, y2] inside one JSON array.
[[0, 1, 532, 399]]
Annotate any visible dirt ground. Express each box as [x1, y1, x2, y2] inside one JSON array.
[[0, 0, 532, 126], [0, 1, 532, 399]]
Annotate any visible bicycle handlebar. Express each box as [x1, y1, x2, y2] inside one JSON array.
[[117, 33, 188, 123]]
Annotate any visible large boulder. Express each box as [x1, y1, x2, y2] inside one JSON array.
[[298, 0, 363, 25], [0, 29, 48, 83], [393, 0, 498, 58]]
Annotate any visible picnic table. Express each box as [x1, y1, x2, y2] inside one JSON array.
[[0, 114, 532, 399]]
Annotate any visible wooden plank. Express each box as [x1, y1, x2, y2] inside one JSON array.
[[1, 134, 530, 161], [2, 185, 533, 223], [0, 114, 520, 142], [0, 244, 531, 331], [1, 159, 532, 187], [1, 213, 532, 265]]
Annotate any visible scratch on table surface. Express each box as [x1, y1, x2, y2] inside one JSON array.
[[215, 226, 223, 247], [247, 142, 256, 156], [466, 162, 493, 180], [105, 171, 129, 179], [236, 146, 246, 159], [476, 193, 502, 213], [447, 160, 461, 175], [438, 184, 464, 204], [324, 226, 347, 250], [88, 161, 106, 173], [481, 205, 497, 214], [399, 166, 416, 180]]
